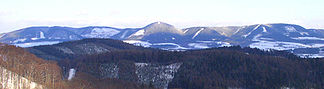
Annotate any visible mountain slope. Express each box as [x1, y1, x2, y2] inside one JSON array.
[[1, 22, 324, 57], [27, 38, 151, 60]]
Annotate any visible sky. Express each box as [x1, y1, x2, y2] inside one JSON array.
[[1, 0, 324, 33]]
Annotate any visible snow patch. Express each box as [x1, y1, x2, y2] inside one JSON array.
[[120, 30, 129, 39], [40, 32, 45, 39], [183, 29, 189, 33], [300, 32, 309, 35], [291, 37, 324, 40], [259, 38, 274, 41], [233, 28, 242, 35], [243, 24, 261, 38], [192, 28, 204, 39], [31, 32, 46, 40], [188, 43, 209, 49], [82, 28, 120, 38], [217, 42, 231, 47], [285, 26, 297, 32], [249, 41, 318, 51], [123, 40, 152, 47], [262, 26, 267, 32], [68, 68, 76, 80], [188, 41, 231, 49], [13, 41, 60, 47], [252, 34, 263, 41], [297, 54, 324, 58], [0, 34, 5, 38], [69, 35, 73, 39], [311, 44, 324, 48], [152, 43, 189, 50], [13, 38, 27, 43], [132, 29, 145, 36]]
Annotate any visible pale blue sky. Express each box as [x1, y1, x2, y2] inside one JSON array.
[[1, 0, 324, 33]]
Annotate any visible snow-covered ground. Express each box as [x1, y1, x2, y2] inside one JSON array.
[[192, 28, 204, 39], [285, 26, 297, 32], [132, 29, 145, 36], [291, 37, 324, 40], [188, 43, 209, 49], [13, 41, 61, 47], [249, 40, 319, 51], [13, 41, 60, 47], [243, 24, 261, 38], [13, 38, 27, 43], [123, 40, 152, 47], [250, 33, 324, 51], [189, 41, 231, 49], [82, 28, 120, 38], [297, 54, 324, 58], [120, 30, 129, 39], [31, 32, 46, 40], [152, 43, 189, 50]]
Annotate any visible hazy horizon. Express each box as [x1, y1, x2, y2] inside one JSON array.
[[1, 0, 324, 33]]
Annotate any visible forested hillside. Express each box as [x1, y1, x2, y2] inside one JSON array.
[[26, 39, 324, 89], [0, 43, 156, 89], [0, 43, 64, 88]]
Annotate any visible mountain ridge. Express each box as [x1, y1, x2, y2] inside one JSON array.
[[1, 22, 324, 57]]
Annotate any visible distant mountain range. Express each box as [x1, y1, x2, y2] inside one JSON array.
[[1, 22, 324, 58]]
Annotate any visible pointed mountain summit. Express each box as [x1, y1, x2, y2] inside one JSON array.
[[143, 21, 182, 35], [127, 21, 183, 40]]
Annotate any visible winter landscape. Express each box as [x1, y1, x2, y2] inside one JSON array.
[[1, 0, 324, 89]]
